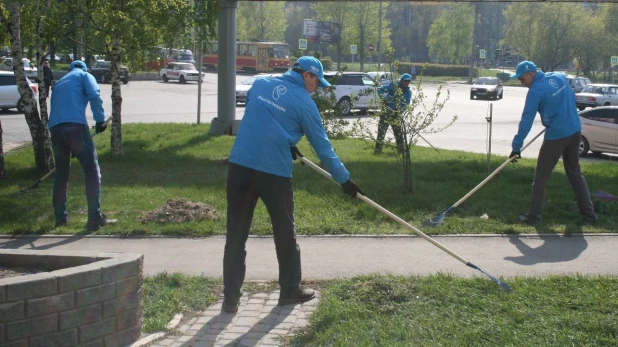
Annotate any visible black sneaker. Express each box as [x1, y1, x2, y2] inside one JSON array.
[[278, 287, 316, 305], [221, 300, 239, 313], [86, 214, 117, 231], [517, 215, 540, 225], [54, 217, 69, 228]]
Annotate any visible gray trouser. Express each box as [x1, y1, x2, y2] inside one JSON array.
[[527, 132, 596, 220]]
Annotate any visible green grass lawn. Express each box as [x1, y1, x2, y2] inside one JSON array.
[[142, 273, 618, 345], [289, 274, 618, 346], [1, 123, 616, 235]]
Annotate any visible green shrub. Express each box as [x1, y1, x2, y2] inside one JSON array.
[[397, 62, 477, 78]]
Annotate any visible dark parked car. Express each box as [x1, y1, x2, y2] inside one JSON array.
[[470, 77, 503, 100], [89, 61, 130, 84]]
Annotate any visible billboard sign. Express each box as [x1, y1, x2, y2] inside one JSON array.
[[303, 19, 341, 44]]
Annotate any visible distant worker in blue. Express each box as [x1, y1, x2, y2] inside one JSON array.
[[223, 56, 363, 313], [374, 73, 412, 153], [410, 65, 417, 80], [48, 60, 116, 231], [509, 60, 597, 225]]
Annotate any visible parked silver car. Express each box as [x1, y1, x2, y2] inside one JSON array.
[[579, 106, 618, 157], [575, 84, 618, 111], [0, 58, 38, 79], [566, 76, 591, 93]]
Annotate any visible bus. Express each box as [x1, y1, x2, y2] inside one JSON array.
[[203, 41, 290, 73]]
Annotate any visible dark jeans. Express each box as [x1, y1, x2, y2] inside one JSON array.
[[224, 163, 301, 302], [526, 132, 596, 221], [50, 123, 101, 222], [375, 109, 403, 152]]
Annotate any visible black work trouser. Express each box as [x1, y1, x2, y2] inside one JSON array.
[[223, 163, 301, 302], [527, 132, 596, 221], [375, 109, 403, 152]]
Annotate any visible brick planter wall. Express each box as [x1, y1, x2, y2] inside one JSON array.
[[0, 250, 143, 347]]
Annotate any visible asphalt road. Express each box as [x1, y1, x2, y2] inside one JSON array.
[[1, 73, 616, 163]]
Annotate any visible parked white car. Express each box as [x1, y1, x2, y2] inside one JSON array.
[[0, 71, 40, 113], [317, 71, 381, 115], [575, 84, 618, 111], [0, 58, 38, 79], [366, 71, 393, 86], [235, 73, 281, 105], [159, 62, 205, 83]]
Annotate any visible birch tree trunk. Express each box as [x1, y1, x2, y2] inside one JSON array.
[[0, 2, 53, 173], [0, 120, 5, 179], [110, 33, 123, 155]]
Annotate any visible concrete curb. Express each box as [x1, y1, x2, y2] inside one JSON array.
[[130, 313, 183, 347]]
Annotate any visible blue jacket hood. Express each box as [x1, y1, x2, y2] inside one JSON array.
[[511, 71, 581, 151], [229, 71, 350, 183]]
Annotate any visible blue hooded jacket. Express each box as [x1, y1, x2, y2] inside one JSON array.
[[378, 78, 412, 112], [512, 71, 581, 151], [48, 61, 105, 128], [229, 71, 350, 184]]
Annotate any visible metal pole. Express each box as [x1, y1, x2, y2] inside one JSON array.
[[487, 103, 493, 174], [210, 0, 238, 135], [197, 41, 203, 125], [378, 1, 382, 70]]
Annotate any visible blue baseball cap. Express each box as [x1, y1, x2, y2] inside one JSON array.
[[292, 56, 331, 88], [401, 73, 412, 81], [510, 60, 537, 79], [69, 61, 88, 71]]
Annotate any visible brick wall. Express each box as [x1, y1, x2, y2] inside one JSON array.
[[0, 250, 143, 347]]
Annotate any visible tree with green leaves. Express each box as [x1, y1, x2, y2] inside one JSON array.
[[0, 1, 54, 173], [355, 63, 456, 192], [427, 3, 474, 65], [237, 1, 286, 42]]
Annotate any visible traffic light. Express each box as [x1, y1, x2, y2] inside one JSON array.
[[494, 48, 502, 61], [504, 48, 512, 61]]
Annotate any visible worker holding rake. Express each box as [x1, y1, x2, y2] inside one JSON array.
[[223, 56, 363, 313], [509, 60, 597, 225]]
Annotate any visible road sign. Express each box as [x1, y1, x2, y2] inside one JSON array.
[[612, 56, 618, 66], [368, 44, 374, 52], [350, 45, 357, 54], [299, 39, 307, 50], [479, 49, 486, 59]]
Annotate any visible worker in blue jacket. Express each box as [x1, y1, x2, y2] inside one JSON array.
[[223, 56, 363, 312], [49, 60, 116, 231], [374, 73, 412, 153], [509, 60, 597, 225]]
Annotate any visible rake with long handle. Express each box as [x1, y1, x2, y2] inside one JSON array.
[[17, 117, 113, 194], [296, 155, 511, 292], [425, 128, 546, 227]]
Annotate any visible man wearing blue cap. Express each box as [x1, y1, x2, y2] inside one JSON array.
[[509, 60, 597, 225], [223, 56, 363, 312], [49, 60, 116, 231], [374, 73, 412, 153]]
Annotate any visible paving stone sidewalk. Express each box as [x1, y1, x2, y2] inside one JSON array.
[[148, 290, 319, 347]]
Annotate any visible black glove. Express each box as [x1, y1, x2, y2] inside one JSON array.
[[95, 121, 107, 134], [341, 179, 364, 198], [509, 150, 521, 163], [291, 146, 303, 160]]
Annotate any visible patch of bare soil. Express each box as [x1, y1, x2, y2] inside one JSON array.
[[0, 266, 48, 279], [139, 198, 219, 224]]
